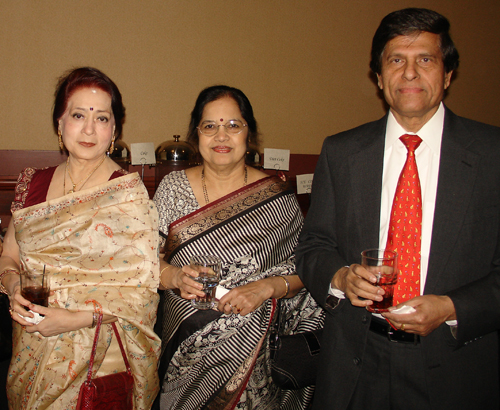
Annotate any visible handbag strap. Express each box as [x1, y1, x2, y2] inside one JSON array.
[[270, 298, 283, 350], [85, 313, 104, 382], [85, 314, 132, 383], [273, 298, 283, 333], [111, 322, 132, 373]]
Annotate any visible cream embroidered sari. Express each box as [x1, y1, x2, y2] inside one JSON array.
[[7, 172, 160, 410]]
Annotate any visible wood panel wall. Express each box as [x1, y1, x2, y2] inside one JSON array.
[[0, 151, 318, 232]]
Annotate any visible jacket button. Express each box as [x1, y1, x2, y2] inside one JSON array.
[[361, 315, 368, 324], [353, 357, 361, 366]]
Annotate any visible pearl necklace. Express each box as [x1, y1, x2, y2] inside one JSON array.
[[201, 166, 248, 205], [64, 156, 107, 194]]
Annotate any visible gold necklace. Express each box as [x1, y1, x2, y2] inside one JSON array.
[[201, 166, 247, 205], [64, 156, 107, 194]]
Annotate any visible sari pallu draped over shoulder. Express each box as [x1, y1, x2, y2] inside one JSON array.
[[8, 172, 161, 410], [160, 176, 325, 410]]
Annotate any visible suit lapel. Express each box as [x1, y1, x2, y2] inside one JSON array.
[[425, 109, 480, 293], [347, 117, 387, 252]]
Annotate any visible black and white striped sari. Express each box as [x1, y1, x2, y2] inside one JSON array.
[[156, 173, 324, 409]]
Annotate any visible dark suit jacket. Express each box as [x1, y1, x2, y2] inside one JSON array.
[[297, 107, 500, 409]]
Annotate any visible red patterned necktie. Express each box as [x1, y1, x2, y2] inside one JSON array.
[[385, 134, 422, 305]]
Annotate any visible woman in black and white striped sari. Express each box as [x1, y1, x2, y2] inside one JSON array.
[[154, 85, 324, 410]]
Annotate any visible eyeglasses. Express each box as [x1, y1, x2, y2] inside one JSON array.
[[197, 120, 248, 137]]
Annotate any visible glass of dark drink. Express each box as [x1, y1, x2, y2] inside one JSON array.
[[189, 255, 221, 310], [20, 268, 50, 307], [361, 249, 398, 313]]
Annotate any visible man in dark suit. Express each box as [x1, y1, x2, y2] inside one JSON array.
[[296, 8, 500, 410]]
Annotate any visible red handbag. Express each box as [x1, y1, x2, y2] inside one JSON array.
[[76, 314, 134, 409]]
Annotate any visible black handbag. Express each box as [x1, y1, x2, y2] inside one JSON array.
[[269, 299, 323, 390]]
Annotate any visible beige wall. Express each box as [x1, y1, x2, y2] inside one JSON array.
[[1, 0, 498, 155]]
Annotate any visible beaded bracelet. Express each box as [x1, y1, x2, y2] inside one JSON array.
[[0, 269, 20, 295], [274, 275, 290, 299]]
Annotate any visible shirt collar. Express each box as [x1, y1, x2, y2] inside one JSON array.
[[386, 102, 445, 155]]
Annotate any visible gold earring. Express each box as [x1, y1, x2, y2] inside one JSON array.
[[108, 137, 115, 155], [58, 130, 64, 151]]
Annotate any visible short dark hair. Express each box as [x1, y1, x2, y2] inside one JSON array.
[[52, 67, 125, 138], [186, 85, 259, 150], [370, 8, 459, 74]]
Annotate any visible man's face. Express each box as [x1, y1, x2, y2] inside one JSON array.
[[376, 31, 453, 131]]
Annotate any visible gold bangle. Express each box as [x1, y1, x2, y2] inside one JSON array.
[[159, 264, 174, 289], [89, 311, 99, 329], [274, 275, 290, 299], [0, 269, 20, 296]]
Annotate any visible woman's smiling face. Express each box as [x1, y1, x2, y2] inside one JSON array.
[[58, 87, 115, 160], [197, 97, 248, 168]]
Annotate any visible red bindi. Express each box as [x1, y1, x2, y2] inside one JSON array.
[[219, 118, 223, 122]]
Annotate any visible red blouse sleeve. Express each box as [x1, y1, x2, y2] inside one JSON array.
[[11, 167, 57, 213]]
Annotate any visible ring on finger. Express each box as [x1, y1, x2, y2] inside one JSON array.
[[226, 302, 233, 310], [8, 307, 14, 316], [401, 323, 406, 331]]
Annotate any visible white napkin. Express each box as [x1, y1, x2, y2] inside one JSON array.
[[19, 311, 45, 325], [390, 305, 416, 314], [215, 285, 229, 300]]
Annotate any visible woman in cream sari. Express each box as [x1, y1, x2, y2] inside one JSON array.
[[0, 67, 160, 409], [154, 85, 324, 409]]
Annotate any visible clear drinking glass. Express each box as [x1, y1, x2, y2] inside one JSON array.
[[361, 249, 398, 313], [190, 255, 222, 310]]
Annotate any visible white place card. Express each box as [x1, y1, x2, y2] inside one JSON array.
[[296, 173, 314, 195], [130, 142, 156, 165], [263, 148, 290, 171]]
